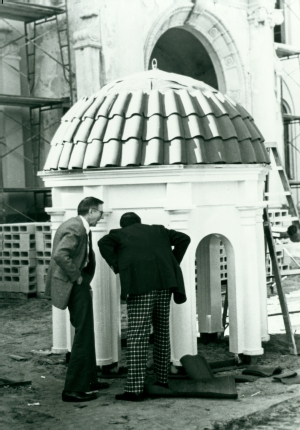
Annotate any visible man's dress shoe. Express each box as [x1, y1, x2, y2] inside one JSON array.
[[90, 381, 109, 391], [115, 392, 144, 402], [62, 390, 97, 402]]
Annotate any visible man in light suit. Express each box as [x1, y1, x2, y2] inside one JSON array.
[[45, 197, 109, 402], [98, 212, 190, 402]]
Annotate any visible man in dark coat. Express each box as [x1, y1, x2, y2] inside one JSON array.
[[45, 197, 109, 402], [98, 212, 190, 401]]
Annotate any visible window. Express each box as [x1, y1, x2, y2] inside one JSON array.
[[274, 0, 286, 43]]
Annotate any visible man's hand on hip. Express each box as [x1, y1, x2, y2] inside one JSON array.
[[77, 276, 83, 285]]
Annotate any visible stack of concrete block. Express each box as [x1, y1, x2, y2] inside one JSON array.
[[266, 245, 295, 275], [36, 223, 52, 297], [268, 208, 290, 229], [219, 241, 227, 282], [0, 224, 37, 294], [266, 208, 294, 279]]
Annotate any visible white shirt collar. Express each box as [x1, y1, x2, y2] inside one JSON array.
[[79, 216, 90, 235]]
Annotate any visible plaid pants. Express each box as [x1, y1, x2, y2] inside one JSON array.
[[125, 289, 172, 394]]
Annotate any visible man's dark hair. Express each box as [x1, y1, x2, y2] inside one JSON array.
[[77, 197, 103, 215], [120, 212, 141, 228]]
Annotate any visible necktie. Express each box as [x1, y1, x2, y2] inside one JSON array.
[[85, 231, 92, 267]]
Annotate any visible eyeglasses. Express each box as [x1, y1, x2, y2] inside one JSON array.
[[92, 208, 104, 217]]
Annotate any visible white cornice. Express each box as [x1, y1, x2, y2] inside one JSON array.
[[38, 164, 271, 188]]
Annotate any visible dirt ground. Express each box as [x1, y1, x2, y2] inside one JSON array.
[[1, 278, 300, 430]]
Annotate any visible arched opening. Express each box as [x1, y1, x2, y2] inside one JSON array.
[[196, 234, 236, 346], [149, 27, 219, 89]]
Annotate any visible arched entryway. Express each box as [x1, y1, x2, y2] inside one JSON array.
[[149, 27, 218, 89], [196, 234, 237, 348], [144, 4, 248, 105]]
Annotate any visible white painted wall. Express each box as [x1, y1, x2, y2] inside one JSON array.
[[40, 164, 270, 363]]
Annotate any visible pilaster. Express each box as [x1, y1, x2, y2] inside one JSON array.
[[197, 235, 224, 334], [165, 182, 197, 365], [46, 208, 69, 354], [73, 10, 102, 99], [91, 210, 121, 366], [255, 208, 270, 342], [0, 21, 25, 188], [247, 2, 280, 144], [236, 206, 264, 355]]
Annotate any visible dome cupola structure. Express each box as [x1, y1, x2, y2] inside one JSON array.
[[40, 70, 271, 367], [44, 69, 270, 171]]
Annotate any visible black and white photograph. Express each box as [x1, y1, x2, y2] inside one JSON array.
[[1, 0, 300, 429]]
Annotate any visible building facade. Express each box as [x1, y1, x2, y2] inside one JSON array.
[[1, 0, 300, 359]]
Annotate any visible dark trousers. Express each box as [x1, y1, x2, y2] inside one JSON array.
[[64, 274, 97, 392]]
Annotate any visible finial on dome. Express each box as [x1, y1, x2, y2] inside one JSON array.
[[151, 58, 158, 70]]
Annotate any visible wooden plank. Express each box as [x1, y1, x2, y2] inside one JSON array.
[[0, 3, 65, 23], [263, 208, 298, 355]]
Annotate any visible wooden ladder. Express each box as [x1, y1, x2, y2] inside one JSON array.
[[264, 142, 299, 355]]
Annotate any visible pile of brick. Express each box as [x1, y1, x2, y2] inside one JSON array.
[[266, 208, 294, 279], [0, 223, 51, 297]]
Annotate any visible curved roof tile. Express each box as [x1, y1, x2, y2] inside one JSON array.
[[44, 70, 270, 171]]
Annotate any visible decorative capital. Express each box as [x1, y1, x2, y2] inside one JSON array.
[[73, 10, 101, 50], [236, 205, 266, 225], [45, 207, 66, 223], [0, 21, 19, 56], [248, 7, 284, 28]]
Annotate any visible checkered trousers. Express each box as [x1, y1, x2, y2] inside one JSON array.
[[125, 289, 172, 394]]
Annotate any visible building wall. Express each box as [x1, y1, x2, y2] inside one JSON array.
[[4, 0, 300, 208], [280, 0, 300, 205]]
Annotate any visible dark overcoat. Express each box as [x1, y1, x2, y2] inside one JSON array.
[[98, 224, 190, 304], [45, 216, 95, 310]]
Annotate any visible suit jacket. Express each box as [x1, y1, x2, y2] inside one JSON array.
[[45, 216, 96, 310], [98, 224, 190, 304]]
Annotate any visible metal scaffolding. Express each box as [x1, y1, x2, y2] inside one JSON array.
[[0, 1, 72, 223]]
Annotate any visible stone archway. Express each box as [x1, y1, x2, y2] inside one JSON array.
[[144, 1, 248, 106], [149, 27, 219, 89]]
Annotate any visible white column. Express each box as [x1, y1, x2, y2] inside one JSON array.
[[166, 208, 197, 366], [256, 208, 270, 342], [248, 2, 283, 205], [46, 207, 68, 354], [165, 182, 197, 365], [248, 1, 278, 143], [197, 235, 223, 334], [91, 211, 121, 366], [236, 206, 264, 355], [73, 10, 101, 99]]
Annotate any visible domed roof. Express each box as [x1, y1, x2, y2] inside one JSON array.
[[43, 69, 270, 171]]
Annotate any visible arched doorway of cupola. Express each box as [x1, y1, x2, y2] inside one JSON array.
[[149, 27, 219, 90], [196, 234, 237, 347]]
